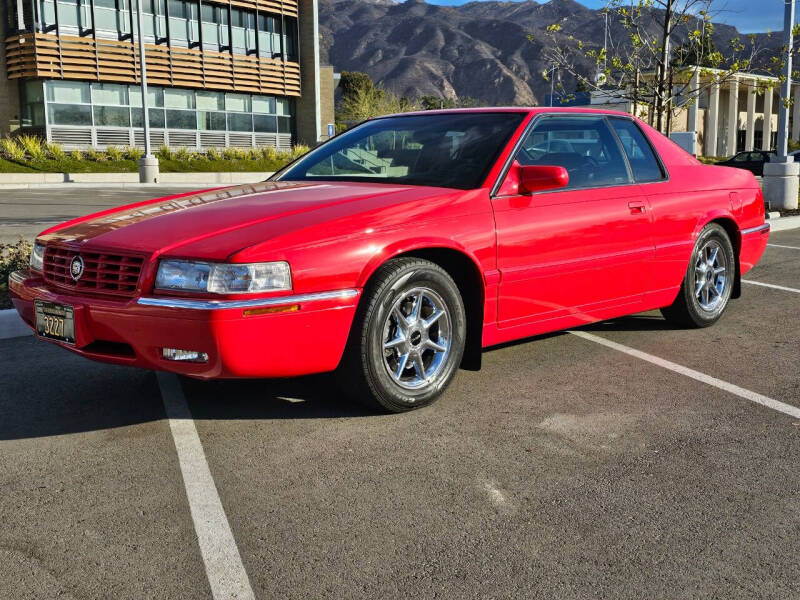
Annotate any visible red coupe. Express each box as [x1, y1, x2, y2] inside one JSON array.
[[10, 108, 769, 412]]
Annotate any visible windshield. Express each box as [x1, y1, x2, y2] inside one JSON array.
[[275, 112, 526, 190]]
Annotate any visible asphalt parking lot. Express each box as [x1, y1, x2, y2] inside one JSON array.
[[1, 188, 799, 598], [0, 186, 197, 244]]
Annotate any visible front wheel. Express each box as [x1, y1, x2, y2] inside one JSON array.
[[339, 258, 466, 412], [661, 223, 736, 328]]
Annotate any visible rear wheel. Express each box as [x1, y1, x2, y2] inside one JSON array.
[[661, 223, 735, 328], [339, 258, 466, 412]]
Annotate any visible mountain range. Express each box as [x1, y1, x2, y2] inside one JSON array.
[[318, 0, 779, 106]]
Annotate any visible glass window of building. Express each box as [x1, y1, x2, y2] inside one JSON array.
[[38, 81, 293, 141], [52, 0, 90, 32], [257, 14, 281, 58], [252, 96, 276, 114], [164, 88, 195, 129], [130, 86, 164, 108], [140, 0, 167, 42], [284, 17, 297, 60], [47, 81, 91, 104], [231, 8, 256, 55], [164, 88, 195, 109], [197, 92, 226, 131], [21, 81, 46, 128], [92, 83, 128, 106], [45, 81, 93, 126], [201, 4, 228, 52], [168, 0, 199, 48], [226, 93, 250, 112], [94, 0, 123, 37]]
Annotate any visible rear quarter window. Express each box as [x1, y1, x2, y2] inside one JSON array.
[[609, 118, 665, 183]]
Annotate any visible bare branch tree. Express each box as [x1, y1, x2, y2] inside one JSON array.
[[539, 0, 767, 133]]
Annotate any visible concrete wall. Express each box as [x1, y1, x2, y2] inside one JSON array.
[[318, 65, 335, 141], [296, 0, 320, 146]]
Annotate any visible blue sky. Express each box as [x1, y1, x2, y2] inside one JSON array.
[[426, 0, 790, 34]]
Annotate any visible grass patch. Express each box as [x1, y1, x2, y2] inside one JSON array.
[[0, 157, 37, 173]]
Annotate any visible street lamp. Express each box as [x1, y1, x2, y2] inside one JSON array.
[[763, 0, 799, 210], [135, 0, 159, 183]]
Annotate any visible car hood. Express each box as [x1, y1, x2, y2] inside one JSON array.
[[39, 180, 451, 260]]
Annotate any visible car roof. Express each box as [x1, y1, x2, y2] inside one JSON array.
[[377, 107, 637, 119]]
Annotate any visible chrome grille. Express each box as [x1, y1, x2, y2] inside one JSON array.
[[43, 245, 145, 297]]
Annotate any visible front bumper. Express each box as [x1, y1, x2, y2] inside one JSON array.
[[9, 270, 360, 379]]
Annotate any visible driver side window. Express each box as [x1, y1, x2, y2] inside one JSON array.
[[516, 115, 630, 190]]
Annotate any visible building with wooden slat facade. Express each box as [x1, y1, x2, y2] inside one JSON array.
[[1, 0, 331, 148]]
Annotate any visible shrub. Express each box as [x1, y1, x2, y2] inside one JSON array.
[[45, 141, 66, 160], [86, 148, 105, 161], [259, 146, 278, 162], [247, 148, 261, 161], [0, 239, 32, 309], [17, 134, 47, 161], [157, 145, 174, 160], [105, 145, 124, 161], [69, 150, 83, 161], [289, 144, 310, 160], [174, 146, 192, 161], [124, 146, 144, 161], [0, 138, 25, 161], [222, 147, 241, 160], [205, 147, 222, 161]]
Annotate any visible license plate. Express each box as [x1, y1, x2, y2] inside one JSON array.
[[35, 300, 76, 344]]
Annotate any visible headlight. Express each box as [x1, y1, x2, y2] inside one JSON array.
[[154, 260, 291, 294], [30, 242, 45, 271], [154, 260, 211, 292]]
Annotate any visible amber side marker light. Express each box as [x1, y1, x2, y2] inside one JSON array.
[[242, 304, 301, 317]]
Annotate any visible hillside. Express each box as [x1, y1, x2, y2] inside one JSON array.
[[318, 0, 779, 106]]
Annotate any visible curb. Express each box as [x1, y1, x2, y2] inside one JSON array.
[[767, 214, 800, 232], [0, 308, 32, 340]]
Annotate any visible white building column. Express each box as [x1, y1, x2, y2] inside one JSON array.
[[726, 77, 739, 155], [705, 82, 720, 156], [792, 84, 800, 141], [687, 68, 700, 134], [762, 86, 773, 150], [745, 80, 756, 151]]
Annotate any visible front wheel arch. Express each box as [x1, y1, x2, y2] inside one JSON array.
[[353, 246, 485, 371]]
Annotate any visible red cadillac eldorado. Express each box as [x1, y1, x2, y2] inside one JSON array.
[[9, 108, 769, 412]]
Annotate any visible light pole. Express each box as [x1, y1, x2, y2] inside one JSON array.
[[135, 0, 159, 183], [763, 0, 799, 210]]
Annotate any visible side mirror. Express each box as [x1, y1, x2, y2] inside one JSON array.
[[518, 164, 569, 194]]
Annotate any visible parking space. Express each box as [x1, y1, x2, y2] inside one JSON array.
[[1, 230, 799, 598], [0, 338, 211, 599]]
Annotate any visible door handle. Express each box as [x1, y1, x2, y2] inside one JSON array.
[[628, 201, 646, 214]]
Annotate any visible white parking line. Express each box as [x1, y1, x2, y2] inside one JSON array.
[[742, 280, 800, 294], [569, 330, 800, 420], [157, 372, 256, 600], [767, 243, 800, 250]]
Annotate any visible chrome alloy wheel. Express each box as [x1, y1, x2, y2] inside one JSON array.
[[694, 239, 728, 311], [381, 287, 452, 390]]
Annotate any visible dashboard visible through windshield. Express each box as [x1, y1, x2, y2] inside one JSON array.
[[276, 112, 526, 190]]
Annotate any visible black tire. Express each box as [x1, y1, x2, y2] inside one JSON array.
[[661, 223, 736, 328], [338, 258, 466, 413]]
